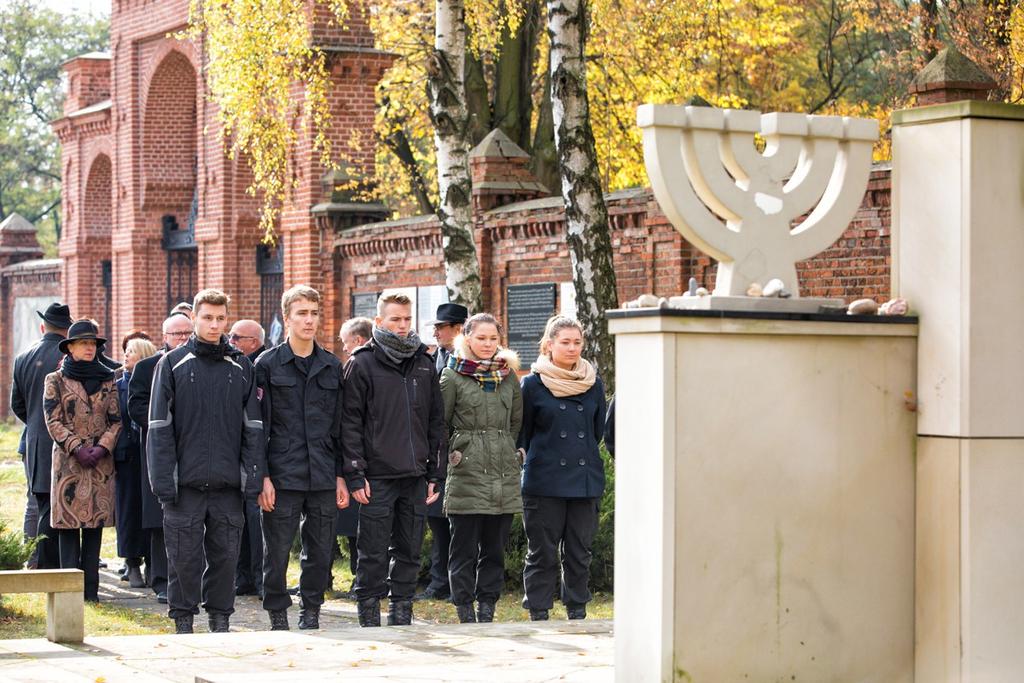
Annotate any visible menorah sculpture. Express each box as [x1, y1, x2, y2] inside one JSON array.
[[637, 104, 879, 311]]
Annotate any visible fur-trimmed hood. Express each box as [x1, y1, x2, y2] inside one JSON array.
[[454, 335, 521, 372]]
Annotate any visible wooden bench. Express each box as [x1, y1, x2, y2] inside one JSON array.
[[0, 569, 84, 642]]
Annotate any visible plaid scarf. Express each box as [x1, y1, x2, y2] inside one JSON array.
[[448, 351, 511, 392]]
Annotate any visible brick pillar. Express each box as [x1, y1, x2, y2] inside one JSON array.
[[54, 55, 114, 330], [469, 128, 551, 311], [281, 2, 393, 347]]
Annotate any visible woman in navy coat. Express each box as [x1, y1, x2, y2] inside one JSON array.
[[518, 316, 605, 621]]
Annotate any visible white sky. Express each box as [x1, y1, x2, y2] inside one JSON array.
[[35, 0, 109, 17]]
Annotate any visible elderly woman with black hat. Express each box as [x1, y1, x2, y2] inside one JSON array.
[[43, 320, 122, 602]]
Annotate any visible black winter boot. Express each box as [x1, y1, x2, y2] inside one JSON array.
[[174, 615, 194, 634], [529, 608, 549, 621], [456, 603, 476, 623], [476, 601, 495, 623], [298, 607, 320, 630], [566, 605, 587, 620], [387, 599, 413, 626], [357, 598, 381, 627], [269, 609, 289, 631], [208, 613, 230, 633]]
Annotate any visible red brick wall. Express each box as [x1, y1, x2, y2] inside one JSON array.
[[332, 168, 894, 326]]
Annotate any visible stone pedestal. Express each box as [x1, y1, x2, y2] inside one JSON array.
[[893, 100, 1024, 681], [609, 310, 917, 683]]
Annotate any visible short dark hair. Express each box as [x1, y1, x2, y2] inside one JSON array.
[[121, 329, 152, 352]]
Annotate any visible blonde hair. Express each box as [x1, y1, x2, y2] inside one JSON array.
[[125, 337, 158, 362], [193, 288, 230, 313], [539, 315, 584, 356], [377, 292, 412, 317], [281, 284, 320, 317]]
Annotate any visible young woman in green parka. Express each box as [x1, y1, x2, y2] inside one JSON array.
[[440, 313, 523, 624]]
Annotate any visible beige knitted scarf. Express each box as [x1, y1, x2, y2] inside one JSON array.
[[531, 354, 597, 398]]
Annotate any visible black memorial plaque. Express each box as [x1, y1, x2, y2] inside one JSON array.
[[506, 283, 557, 367], [351, 292, 380, 319]]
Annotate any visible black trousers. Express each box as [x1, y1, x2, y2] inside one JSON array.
[[147, 529, 168, 594], [57, 527, 102, 599], [33, 493, 59, 569], [236, 498, 264, 594], [22, 457, 38, 568], [425, 515, 451, 594], [261, 489, 336, 612], [448, 513, 513, 606], [354, 477, 426, 602], [114, 453, 147, 560], [163, 488, 243, 619], [521, 495, 600, 610]]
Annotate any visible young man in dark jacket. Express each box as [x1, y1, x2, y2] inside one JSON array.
[[255, 285, 349, 631], [147, 289, 262, 634], [342, 292, 445, 627], [128, 313, 194, 603]]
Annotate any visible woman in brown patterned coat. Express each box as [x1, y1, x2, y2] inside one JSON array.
[[44, 320, 121, 602]]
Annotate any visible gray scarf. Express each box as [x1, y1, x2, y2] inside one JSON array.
[[373, 325, 422, 365]]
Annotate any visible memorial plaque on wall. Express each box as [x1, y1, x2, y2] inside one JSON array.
[[351, 292, 379, 319], [506, 283, 557, 367]]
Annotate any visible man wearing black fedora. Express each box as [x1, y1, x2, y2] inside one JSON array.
[[11, 303, 73, 569], [416, 302, 468, 601]]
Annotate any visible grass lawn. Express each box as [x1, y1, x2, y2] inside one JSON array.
[[0, 419, 612, 635], [0, 419, 171, 638]]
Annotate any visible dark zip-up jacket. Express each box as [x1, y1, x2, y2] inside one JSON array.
[[12, 332, 65, 493], [147, 335, 263, 503], [341, 340, 445, 491], [254, 340, 343, 491]]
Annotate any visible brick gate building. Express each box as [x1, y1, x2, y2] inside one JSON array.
[[0, 0, 895, 414]]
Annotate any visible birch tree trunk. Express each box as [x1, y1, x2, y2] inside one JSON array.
[[546, 0, 618, 392], [427, 0, 483, 312]]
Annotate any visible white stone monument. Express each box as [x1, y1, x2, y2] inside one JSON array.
[[612, 106, 915, 682], [637, 105, 877, 309], [893, 99, 1024, 682]]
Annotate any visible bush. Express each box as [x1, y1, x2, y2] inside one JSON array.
[[0, 520, 36, 570]]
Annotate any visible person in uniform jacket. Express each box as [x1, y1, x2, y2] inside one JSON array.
[[43, 320, 122, 602], [342, 292, 445, 627], [147, 289, 262, 634], [440, 313, 522, 623], [255, 285, 349, 631], [518, 315, 606, 621], [11, 302, 72, 569], [416, 303, 468, 602], [128, 313, 194, 603]]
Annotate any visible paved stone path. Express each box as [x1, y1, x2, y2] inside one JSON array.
[[96, 560, 363, 632], [1, 620, 613, 681]]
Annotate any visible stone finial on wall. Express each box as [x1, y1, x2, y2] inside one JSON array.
[[0, 213, 44, 268], [470, 128, 551, 212], [909, 47, 996, 106]]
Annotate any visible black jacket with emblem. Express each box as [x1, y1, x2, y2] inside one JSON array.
[[254, 341, 343, 492], [146, 335, 263, 503], [341, 339, 445, 490]]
